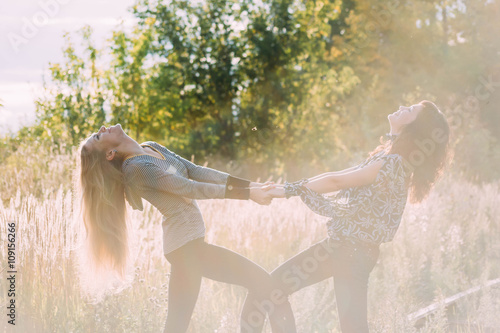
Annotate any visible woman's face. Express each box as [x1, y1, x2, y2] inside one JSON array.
[[84, 124, 126, 153], [388, 104, 423, 134]]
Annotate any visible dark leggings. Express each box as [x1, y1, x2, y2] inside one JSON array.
[[162, 237, 283, 333], [243, 238, 380, 333]]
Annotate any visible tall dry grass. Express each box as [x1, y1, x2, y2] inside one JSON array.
[[0, 147, 499, 332]]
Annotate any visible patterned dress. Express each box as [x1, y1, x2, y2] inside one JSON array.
[[284, 149, 410, 246]]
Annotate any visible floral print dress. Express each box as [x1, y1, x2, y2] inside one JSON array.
[[284, 149, 410, 246]]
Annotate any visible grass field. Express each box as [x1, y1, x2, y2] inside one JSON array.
[[0, 147, 499, 332]]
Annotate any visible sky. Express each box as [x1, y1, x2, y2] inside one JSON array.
[[0, 0, 138, 135]]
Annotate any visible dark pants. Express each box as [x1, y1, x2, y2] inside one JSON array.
[[162, 237, 280, 333], [243, 238, 380, 333]]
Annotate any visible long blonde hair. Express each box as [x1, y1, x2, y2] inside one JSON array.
[[75, 136, 129, 279]]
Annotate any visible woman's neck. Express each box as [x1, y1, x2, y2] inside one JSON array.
[[117, 138, 148, 159]]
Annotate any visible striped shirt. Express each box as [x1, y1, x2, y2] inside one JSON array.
[[284, 149, 410, 245], [122, 141, 233, 254]]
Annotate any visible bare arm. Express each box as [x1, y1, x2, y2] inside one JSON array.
[[304, 159, 384, 193], [306, 165, 361, 182], [267, 159, 384, 198]]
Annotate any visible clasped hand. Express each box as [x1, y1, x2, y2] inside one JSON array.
[[249, 182, 285, 205]]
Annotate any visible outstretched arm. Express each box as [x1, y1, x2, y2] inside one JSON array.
[[162, 148, 271, 201], [300, 159, 384, 193], [265, 165, 362, 195], [306, 165, 361, 183], [127, 160, 274, 206], [164, 149, 230, 184], [264, 184, 337, 217], [262, 166, 373, 217], [264, 157, 394, 217], [265, 159, 383, 199], [265, 161, 381, 197], [128, 161, 228, 200]]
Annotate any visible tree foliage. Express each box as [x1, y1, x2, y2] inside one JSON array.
[[8, 0, 500, 181]]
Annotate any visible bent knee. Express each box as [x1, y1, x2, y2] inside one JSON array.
[[247, 275, 293, 304], [246, 285, 291, 313], [268, 270, 298, 298]]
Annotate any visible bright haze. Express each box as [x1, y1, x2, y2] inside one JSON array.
[[0, 0, 137, 135]]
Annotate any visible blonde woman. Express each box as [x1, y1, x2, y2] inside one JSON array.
[[256, 101, 451, 332], [76, 124, 279, 332]]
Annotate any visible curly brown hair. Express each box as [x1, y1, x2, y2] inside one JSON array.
[[368, 100, 451, 203]]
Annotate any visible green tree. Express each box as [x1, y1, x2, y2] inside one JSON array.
[[9, 0, 499, 182], [33, 27, 107, 147]]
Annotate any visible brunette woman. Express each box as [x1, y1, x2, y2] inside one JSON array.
[[256, 100, 451, 332]]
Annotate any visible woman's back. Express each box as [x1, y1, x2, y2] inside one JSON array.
[[121, 141, 229, 254]]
